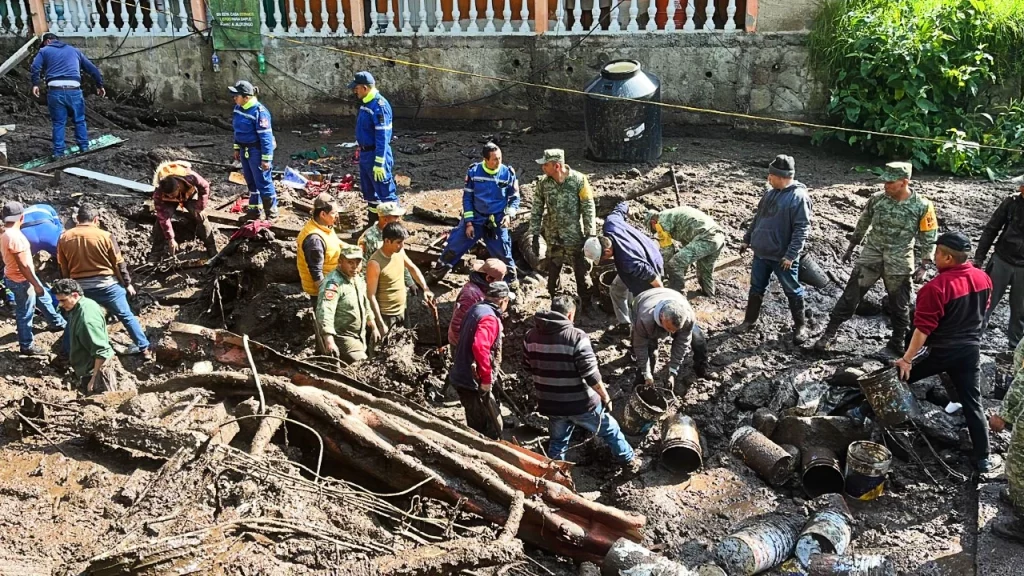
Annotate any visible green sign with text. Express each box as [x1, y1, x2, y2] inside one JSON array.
[[210, 0, 263, 51]]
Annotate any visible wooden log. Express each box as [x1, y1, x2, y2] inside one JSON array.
[[412, 205, 460, 227], [249, 404, 288, 456]]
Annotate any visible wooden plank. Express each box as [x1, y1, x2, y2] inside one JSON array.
[[16, 134, 125, 171], [0, 36, 39, 79], [63, 167, 155, 193], [0, 165, 55, 178]]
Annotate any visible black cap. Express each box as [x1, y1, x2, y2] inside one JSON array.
[[769, 154, 795, 177], [228, 80, 255, 96], [41, 32, 58, 43], [935, 231, 971, 252], [2, 201, 24, 224], [347, 71, 375, 89]]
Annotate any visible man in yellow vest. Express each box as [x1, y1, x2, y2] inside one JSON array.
[[296, 193, 343, 296]]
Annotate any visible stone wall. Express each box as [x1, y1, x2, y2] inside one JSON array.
[[3, 32, 825, 127]]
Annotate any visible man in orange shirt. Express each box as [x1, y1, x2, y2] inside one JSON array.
[[1, 202, 66, 356]]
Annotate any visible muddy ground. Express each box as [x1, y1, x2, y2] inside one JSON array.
[[0, 87, 1021, 575]]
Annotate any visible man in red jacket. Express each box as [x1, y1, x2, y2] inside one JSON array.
[[894, 231, 997, 472], [448, 258, 507, 349]]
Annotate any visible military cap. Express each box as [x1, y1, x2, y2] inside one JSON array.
[[879, 161, 913, 182], [376, 202, 406, 216], [486, 281, 515, 300], [341, 243, 364, 260], [535, 149, 565, 165]]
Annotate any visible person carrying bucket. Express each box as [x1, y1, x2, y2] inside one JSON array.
[[631, 287, 708, 388], [990, 334, 1024, 542], [523, 294, 638, 472]]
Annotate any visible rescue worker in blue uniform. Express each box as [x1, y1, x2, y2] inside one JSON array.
[[349, 71, 397, 224], [229, 80, 277, 220], [430, 143, 521, 288]]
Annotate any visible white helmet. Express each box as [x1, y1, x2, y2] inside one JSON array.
[[583, 236, 603, 262]]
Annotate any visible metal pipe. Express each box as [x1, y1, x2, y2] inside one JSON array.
[[730, 426, 793, 487]]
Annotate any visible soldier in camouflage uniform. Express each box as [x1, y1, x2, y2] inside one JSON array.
[[814, 162, 939, 353], [991, 337, 1024, 542], [647, 206, 725, 297], [315, 244, 381, 363], [529, 149, 597, 307]]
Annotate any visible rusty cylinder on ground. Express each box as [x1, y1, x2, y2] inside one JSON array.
[[795, 494, 853, 567], [714, 515, 801, 576], [661, 413, 703, 474], [602, 538, 697, 576], [801, 446, 845, 498], [730, 426, 793, 487], [807, 554, 896, 576]]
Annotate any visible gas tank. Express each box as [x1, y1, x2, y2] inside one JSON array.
[[584, 60, 662, 163]]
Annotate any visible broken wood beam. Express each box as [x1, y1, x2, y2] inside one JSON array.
[[412, 205, 460, 227], [0, 165, 55, 179], [249, 404, 288, 456]]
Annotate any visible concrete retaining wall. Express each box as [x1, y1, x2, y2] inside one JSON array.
[[2, 32, 825, 126]]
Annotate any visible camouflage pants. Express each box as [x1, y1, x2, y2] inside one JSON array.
[[546, 243, 593, 299], [664, 232, 725, 296], [829, 261, 912, 337], [1010, 423, 1024, 512]]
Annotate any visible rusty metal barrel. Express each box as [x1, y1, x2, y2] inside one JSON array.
[[714, 515, 801, 575], [801, 446, 845, 498], [730, 426, 793, 487], [622, 385, 669, 436], [807, 554, 896, 575], [857, 366, 920, 427], [661, 413, 703, 474], [602, 538, 695, 575], [795, 494, 853, 567]]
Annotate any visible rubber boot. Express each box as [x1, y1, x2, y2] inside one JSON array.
[[693, 349, 709, 379], [243, 207, 262, 222], [789, 298, 809, 345], [731, 294, 763, 334], [813, 320, 842, 352], [263, 198, 279, 220], [366, 209, 378, 227], [425, 265, 450, 285], [886, 329, 908, 355]]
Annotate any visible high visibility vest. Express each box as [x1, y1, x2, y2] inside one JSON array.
[[296, 219, 342, 295]]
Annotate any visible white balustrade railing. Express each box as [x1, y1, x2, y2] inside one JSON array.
[[0, 0, 745, 38]]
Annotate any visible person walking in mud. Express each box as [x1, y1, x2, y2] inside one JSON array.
[[646, 205, 725, 297], [429, 142, 521, 291], [229, 80, 278, 220], [973, 174, 1024, 360], [813, 162, 938, 353], [529, 149, 598, 309], [732, 155, 813, 344], [30, 33, 105, 157], [349, 71, 398, 225], [151, 161, 218, 258], [990, 334, 1024, 542], [448, 258, 507, 349], [631, 287, 708, 388], [583, 201, 663, 334]]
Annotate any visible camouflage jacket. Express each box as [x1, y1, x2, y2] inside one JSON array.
[[528, 168, 597, 248], [1001, 338, 1024, 425], [654, 207, 722, 248], [316, 269, 371, 343], [852, 190, 938, 275]]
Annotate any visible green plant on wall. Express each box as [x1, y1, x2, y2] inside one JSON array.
[[808, 0, 1024, 177]]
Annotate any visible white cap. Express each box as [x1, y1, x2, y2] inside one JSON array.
[[583, 237, 603, 262]]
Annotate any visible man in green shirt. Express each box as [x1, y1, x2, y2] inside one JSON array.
[[315, 244, 381, 363], [52, 278, 118, 393]]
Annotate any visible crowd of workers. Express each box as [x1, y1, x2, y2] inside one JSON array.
[[10, 50, 1024, 541]]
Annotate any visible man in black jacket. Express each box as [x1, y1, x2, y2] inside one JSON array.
[[523, 295, 636, 468], [975, 175, 1024, 356]]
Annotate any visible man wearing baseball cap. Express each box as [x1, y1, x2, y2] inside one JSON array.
[[814, 161, 938, 353], [893, 231, 998, 472], [974, 174, 1024, 359], [229, 80, 278, 220], [529, 149, 597, 309], [349, 71, 398, 224], [448, 258, 508, 348], [1, 201, 67, 356], [315, 243, 380, 363]]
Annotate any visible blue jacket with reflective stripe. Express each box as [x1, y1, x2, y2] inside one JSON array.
[[356, 92, 392, 163], [232, 99, 275, 161], [462, 162, 520, 219]]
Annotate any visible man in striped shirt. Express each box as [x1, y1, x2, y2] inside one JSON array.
[[524, 295, 635, 467]]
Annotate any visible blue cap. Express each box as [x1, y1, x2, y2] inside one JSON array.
[[347, 71, 375, 89]]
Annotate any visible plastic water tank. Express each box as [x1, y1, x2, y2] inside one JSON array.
[[584, 60, 662, 163]]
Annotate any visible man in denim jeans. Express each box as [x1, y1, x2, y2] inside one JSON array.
[[1, 202, 66, 356], [732, 155, 814, 344], [30, 33, 105, 157], [524, 295, 637, 470], [57, 204, 149, 357]]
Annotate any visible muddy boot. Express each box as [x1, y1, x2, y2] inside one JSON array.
[[199, 220, 219, 258], [425, 265, 450, 285], [993, 517, 1024, 544], [731, 294, 763, 334], [814, 320, 841, 352], [789, 298, 808, 344], [886, 329, 908, 355], [263, 198, 279, 220], [243, 207, 262, 222]]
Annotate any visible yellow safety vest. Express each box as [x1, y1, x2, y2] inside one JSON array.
[[296, 219, 342, 295]]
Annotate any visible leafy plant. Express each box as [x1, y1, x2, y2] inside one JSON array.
[[808, 0, 1024, 176]]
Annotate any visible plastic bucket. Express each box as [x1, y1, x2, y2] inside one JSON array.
[[857, 367, 920, 427], [844, 441, 892, 501], [622, 386, 668, 436], [798, 254, 829, 289], [661, 413, 703, 474]]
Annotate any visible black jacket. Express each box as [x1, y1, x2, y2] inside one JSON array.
[[976, 193, 1024, 267]]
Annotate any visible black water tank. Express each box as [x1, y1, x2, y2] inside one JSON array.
[[584, 60, 662, 163]]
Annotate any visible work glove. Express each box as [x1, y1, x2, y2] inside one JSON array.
[[665, 372, 677, 389], [373, 165, 387, 182]]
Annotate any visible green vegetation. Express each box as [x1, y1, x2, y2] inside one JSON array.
[[808, 0, 1024, 177]]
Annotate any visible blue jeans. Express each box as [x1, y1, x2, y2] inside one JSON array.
[[46, 88, 89, 156], [749, 255, 804, 301], [6, 278, 66, 351], [83, 283, 149, 350], [548, 404, 634, 464]]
